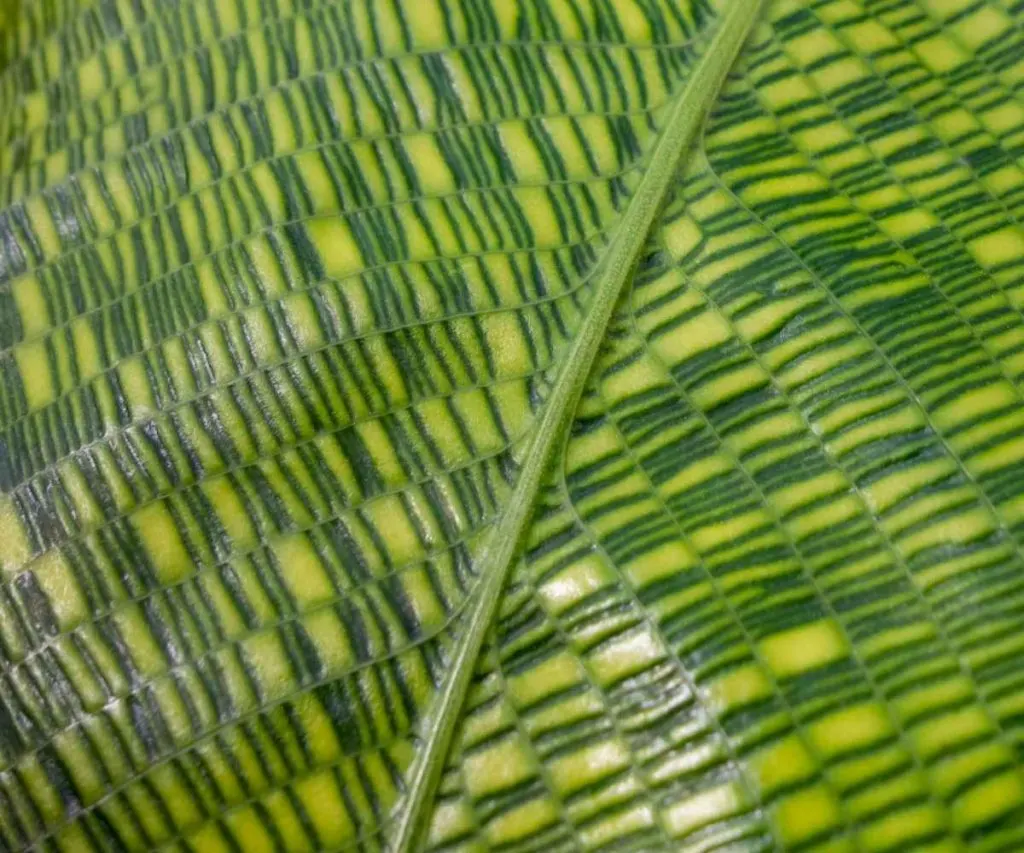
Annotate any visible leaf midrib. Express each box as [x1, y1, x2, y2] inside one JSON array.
[[388, 1, 767, 849]]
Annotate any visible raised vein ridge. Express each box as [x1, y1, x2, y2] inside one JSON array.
[[389, 2, 767, 848]]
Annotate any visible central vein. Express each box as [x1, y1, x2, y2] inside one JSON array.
[[389, 2, 767, 848]]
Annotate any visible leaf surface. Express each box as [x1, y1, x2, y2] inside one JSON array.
[[3, 1, 1024, 851]]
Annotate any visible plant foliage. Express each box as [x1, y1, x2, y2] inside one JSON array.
[[2, 0, 1024, 851]]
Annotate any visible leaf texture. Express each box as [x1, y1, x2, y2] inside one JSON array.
[[3, 0, 1024, 852]]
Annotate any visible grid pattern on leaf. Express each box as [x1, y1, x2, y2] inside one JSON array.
[[3, 0, 1024, 852], [0, 0, 713, 850]]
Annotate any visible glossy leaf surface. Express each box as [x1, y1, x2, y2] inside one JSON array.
[[2, 1, 1024, 851]]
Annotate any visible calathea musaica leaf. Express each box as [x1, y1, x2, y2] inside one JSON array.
[[1, 0, 1024, 851]]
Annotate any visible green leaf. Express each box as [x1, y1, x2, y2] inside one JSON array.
[[3, 1, 1024, 851]]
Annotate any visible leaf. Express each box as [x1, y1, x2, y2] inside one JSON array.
[[3, 1, 1024, 852]]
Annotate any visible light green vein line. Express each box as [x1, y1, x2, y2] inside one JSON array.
[[388, 2, 766, 849]]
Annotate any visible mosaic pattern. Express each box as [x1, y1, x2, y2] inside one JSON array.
[[2, 0, 1024, 850]]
